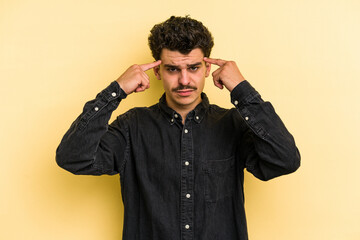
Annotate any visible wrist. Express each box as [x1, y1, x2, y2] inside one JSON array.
[[227, 79, 245, 92], [116, 79, 130, 95]]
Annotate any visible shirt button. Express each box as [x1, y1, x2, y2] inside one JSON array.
[[111, 92, 117, 97], [94, 107, 99, 111], [186, 194, 191, 198], [185, 224, 190, 229], [195, 116, 199, 120], [234, 100, 239, 105], [245, 116, 249, 121], [174, 114, 178, 118], [171, 119, 174, 123], [185, 161, 189, 166], [184, 129, 188, 133]]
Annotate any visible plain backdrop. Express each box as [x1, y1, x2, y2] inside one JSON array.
[[1, 0, 359, 239]]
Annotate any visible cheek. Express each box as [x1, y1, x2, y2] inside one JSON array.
[[162, 78, 175, 91], [193, 72, 206, 90], [193, 71, 206, 82], [163, 73, 178, 84]]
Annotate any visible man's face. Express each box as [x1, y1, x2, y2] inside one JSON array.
[[154, 48, 211, 111]]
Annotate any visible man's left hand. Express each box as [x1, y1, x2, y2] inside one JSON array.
[[204, 57, 245, 92]]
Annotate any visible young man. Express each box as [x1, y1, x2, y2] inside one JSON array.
[[56, 16, 300, 240]]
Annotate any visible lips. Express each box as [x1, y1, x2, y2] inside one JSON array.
[[176, 89, 194, 97]]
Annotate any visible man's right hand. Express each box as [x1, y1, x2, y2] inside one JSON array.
[[116, 60, 162, 95]]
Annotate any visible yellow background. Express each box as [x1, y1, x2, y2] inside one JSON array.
[[1, 0, 359, 239]]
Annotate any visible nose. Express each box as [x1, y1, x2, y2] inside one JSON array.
[[178, 69, 190, 85]]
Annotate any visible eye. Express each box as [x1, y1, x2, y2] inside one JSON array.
[[167, 68, 179, 72], [189, 66, 199, 71]]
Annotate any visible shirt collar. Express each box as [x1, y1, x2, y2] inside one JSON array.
[[158, 93, 210, 124]]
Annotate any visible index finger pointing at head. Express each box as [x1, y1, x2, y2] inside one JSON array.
[[204, 57, 227, 67], [140, 60, 162, 71]]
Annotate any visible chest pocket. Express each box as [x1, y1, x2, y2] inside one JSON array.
[[203, 156, 236, 202]]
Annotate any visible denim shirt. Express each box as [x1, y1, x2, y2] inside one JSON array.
[[56, 80, 300, 240]]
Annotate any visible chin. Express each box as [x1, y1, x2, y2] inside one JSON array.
[[176, 96, 198, 106]]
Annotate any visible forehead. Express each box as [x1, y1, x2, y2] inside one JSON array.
[[160, 48, 204, 66]]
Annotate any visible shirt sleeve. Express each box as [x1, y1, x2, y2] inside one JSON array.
[[231, 80, 301, 181], [56, 81, 129, 176]]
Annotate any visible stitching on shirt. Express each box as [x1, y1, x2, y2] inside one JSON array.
[[117, 112, 132, 179]]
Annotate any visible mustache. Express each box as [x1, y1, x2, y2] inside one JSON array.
[[172, 85, 197, 92]]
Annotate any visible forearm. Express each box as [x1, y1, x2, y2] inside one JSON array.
[[56, 81, 127, 175], [231, 81, 300, 180]]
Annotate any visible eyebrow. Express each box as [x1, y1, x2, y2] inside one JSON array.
[[164, 62, 202, 68]]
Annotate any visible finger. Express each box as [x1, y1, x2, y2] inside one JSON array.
[[135, 87, 144, 93], [135, 76, 150, 92], [213, 75, 224, 89], [214, 81, 224, 89], [140, 60, 162, 71], [211, 68, 224, 89], [135, 83, 148, 92], [211, 67, 222, 78], [141, 70, 150, 81], [204, 57, 227, 67], [137, 69, 149, 90]]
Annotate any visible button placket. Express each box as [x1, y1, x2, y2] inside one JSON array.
[[180, 121, 194, 239]]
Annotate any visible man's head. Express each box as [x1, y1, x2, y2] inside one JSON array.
[[148, 16, 214, 61], [148, 16, 214, 112]]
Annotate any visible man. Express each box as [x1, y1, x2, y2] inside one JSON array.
[[56, 16, 300, 240]]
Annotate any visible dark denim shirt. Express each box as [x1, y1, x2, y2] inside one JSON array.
[[56, 80, 300, 240]]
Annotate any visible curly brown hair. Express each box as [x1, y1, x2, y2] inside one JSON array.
[[148, 16, 214, 60]]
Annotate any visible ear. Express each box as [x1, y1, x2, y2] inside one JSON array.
[[153, 65, 161, 80], [205, 62, 211, 77]]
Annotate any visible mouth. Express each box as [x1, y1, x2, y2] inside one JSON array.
[[172, 86, 197, 97], [175, 89, 194, 97]]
